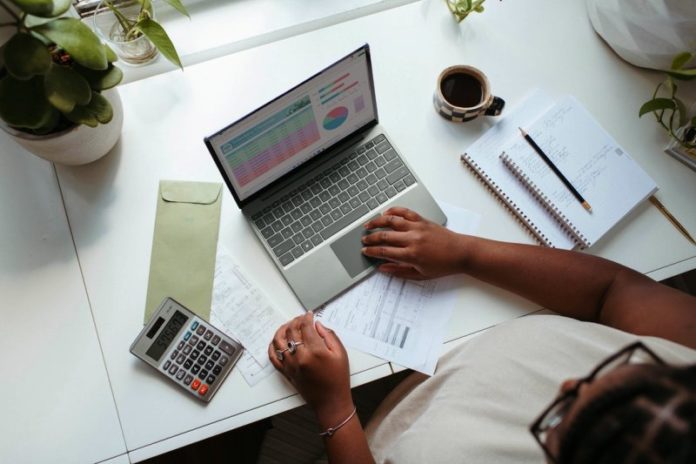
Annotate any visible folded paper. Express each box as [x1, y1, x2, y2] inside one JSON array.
[[144, 180, 222, 323]]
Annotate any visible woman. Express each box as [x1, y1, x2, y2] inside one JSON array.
[[268, 208, 696, 463]]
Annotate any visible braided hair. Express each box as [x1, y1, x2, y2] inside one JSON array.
[[557, 364, 696, 464]]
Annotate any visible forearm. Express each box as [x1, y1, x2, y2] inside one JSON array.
[[457, 235, 641, 322], [317, 405, 375, 464]]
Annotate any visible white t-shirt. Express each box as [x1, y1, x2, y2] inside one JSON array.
[[364, 315, 696, 463]]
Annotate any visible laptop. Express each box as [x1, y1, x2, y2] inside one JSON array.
[[205, 44, 446, 310]]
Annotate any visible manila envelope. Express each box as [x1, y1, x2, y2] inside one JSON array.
[[144, 180, 222, 323]]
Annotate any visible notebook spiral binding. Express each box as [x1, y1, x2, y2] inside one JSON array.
[[460, 153, 554, 247], [499, 152, 588, 248]]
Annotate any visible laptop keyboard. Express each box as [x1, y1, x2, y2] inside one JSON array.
[[251, 134, 416, 266]]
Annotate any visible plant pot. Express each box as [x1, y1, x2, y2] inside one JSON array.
[[92, 0, 159, 66], [586, 0, 696, 70], [1, 89, 123, 166]]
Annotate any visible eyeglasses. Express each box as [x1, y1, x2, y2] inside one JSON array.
[[529, 341, 665, 463]]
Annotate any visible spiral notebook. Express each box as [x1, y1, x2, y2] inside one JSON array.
[[461, 91, 657, 249]]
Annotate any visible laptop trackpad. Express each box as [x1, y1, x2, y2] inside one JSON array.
[[330, 221, 383, 278]]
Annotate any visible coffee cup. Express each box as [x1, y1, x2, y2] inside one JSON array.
[[433, 65, 505, 122]]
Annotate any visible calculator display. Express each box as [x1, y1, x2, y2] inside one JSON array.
[[145, 310, 189, 361]]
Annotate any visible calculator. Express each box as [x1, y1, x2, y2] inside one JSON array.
[[130, 297, 244, 403]]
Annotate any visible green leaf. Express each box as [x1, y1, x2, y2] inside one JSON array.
[[31, 107, 61, 134], [33, 18, 107, 70], [638, 98, 675, 118], [666, 68, 696, 81], [136, 18, 182, 69], [9, 0, 71, 18], [64, 91, 113, 127], [161, 0, 190, 17], [3, 33, 51, 80], [44, 63, 92, 113], [104, 43, 118, 63], [0, 75, 54, 129], [674, 97, 688, 127], [671, 52, 693, 70], [75, 63, 123, 90]]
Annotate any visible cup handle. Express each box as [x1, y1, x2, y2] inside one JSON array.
[[484, 96, 506, 116]]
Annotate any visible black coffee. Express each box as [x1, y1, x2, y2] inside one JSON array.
[[440, 73, 482, 107]]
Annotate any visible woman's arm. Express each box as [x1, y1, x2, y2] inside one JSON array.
[[268, 312, 375, 464], [362, 207, 696, 349]]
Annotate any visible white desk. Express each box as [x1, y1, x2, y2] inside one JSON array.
[[12, 0, 696, 462], [0, 141, 127, 462]]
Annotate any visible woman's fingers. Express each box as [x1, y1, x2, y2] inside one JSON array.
[[361, 229, 411, 247], [362, 244, 411, 263], [363, 213, 414, 232], [383, 207, 423, 222]]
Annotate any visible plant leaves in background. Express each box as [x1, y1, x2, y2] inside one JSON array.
[[75, 63, 123, 90], [64, 91, 113, 127], [0, 75, 54, 128], [674, 97, 688, 127], [671, 52, 693, 70], [44, 63, 92, 113], [667, 68, 696, 81], [136, 18, 182, 69], [161, 0, 190, 18], [638, 98, 676, 117], [3, 33, 51, 80], [34, 18, 107, 71], [10, 0, 72, 18]]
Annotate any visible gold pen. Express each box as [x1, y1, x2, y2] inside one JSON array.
[[649, 196, 696, 245]]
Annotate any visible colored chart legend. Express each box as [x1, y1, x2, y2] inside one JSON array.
[[323, 106, 348, 130]]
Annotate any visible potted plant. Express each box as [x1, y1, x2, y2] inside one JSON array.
[[93, 0, 188, 68], [445, 0, 487, 23]]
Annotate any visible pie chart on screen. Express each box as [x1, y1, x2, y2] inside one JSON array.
[[323, 106, 349, 130]]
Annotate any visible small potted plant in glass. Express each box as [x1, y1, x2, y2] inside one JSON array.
[[92, 0, 188, 68]]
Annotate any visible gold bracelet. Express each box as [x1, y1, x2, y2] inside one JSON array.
[[319, 406, 357, 438]]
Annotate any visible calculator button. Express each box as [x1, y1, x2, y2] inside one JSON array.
[[198, 385, 209, 396], [183, 332, 191, 341], [176, 370, 186, 380], [206, 375, 216, 384], [168, 365, 178, 375], [219, 341, 237, 356], [191, 350, 200, 360], [176, 354, 186, 365], [204, 346, 213, 356], [163, 360, 171, 371], [191, 364, 200, 375], [199, 369, 208, 379], [177, 341, 185, 350], [211, 351, 220, 361], [191, 321, 199, 331], [204, 330, 213, 341], [212, 365, 222, 375], [191, 379, 201, 390], [211, 335, 221, 346], [205, 360, 214, 370], [199, 355, 208, 365], [170, 350, 179, 360], [184, 359, 193, 370], [196, 326, 206, 336], [219, 356, 228, 366], [183, 345, 192, 355], [184, 375, 193, 385], [189, 335, 199, 346], [197, 341, 206, 351]]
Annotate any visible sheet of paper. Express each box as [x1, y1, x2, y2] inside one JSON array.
[[316, 202, 480, 375], [210, 249, 287, 385]]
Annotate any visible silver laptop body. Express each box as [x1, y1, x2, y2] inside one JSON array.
[[205, 45, 446, 310]]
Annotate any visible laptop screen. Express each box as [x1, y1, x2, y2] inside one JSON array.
[[206, 45, 377, 204]]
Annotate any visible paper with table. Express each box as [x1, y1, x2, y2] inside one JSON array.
[[316, 202, 481, 375], [144, 180, 222, 322]]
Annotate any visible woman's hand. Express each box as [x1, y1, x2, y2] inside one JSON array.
[[362, 207, 467, 280], [268, 312, 354, 427]]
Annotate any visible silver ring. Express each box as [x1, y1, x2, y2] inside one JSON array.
[[275, 347, 290, 361], [287, 340, 304, 355]]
